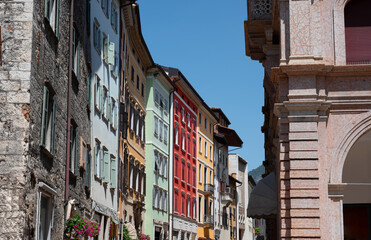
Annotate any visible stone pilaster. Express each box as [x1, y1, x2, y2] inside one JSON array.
[[275, 85, 330, 239]]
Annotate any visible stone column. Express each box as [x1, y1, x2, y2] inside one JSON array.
[[275, 72, 330, 240]]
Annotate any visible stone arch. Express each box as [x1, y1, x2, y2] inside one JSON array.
[[329, 111, 371, 184]]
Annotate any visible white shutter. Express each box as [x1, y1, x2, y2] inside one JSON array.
[[108, 42, 115, 65]]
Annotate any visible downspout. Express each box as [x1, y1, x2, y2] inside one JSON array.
[[65, 0, 74, 202], [168, 87, 175, 240], [118, 3, 123, 237]]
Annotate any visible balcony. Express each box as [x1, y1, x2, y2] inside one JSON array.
[[221, 187, 233, 204], [204, 184, 214, 195], [248, 0, 272, 21], [204, 214, 214, 227]]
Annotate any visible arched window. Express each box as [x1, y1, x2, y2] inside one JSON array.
[[345, 0, 371, 64]]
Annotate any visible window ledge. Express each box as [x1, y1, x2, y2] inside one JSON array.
[[40, 146, 54, 159]]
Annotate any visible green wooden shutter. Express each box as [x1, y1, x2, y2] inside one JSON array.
[[99, 85, 103, 111], [107, 97, 111, 123], [40, 86, 49, 147], [50, 100, 56, 155], [44, 0, 49, 20], [108, 42, 115, 65], [114, 102, 117, 129], [74, 129, 79, 176], [103, 150, 110, 182], [110, 156, 116, 189], [100, 148, 104, 178]]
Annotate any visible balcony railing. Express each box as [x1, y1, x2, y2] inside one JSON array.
[[248, 0, 272, 20], [346, 59, 371, 65], [204, 184, 214, 195], [221, 187, 233, 203], [204, 214, 214, 226]]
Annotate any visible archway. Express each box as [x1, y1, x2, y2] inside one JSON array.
[[342, 130, 371, 240]]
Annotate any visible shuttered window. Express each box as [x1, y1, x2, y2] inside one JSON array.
[[72, 26, 80, 81], [103, 148, 110, 183], [110, 155, 116, 189], [44, 0, 60, 37], [40, 85, 56, 155]]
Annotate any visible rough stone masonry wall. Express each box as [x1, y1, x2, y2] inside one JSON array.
[[0, 0, 34, 239]]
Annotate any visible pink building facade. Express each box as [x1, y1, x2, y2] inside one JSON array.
[[245, 0, 371, 239]]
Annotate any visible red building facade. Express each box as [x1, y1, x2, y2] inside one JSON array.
[[173, 87, 198, 220]]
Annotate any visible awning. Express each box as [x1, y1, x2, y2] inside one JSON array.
[[247, 172, 277, 218], [215, 125, 243, 147], [124, 223, 138, 240]]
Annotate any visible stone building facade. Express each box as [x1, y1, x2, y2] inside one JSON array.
[[1, 0, 91, 238], [245, 0, 371, 239]]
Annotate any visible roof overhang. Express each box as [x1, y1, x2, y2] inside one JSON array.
[[214, 125, 243, 147]]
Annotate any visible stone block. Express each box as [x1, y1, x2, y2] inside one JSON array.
[[289, 121, 317, 132], [281, 209, 320, 218], [290, 140, 318, 151], [291, 179, 319, 189], [289, 160, 318, 170], [7, 91, 30, 103], [289, 150, 318, 159], [289, 132, 318, 140], [281, 217, 320, 229]]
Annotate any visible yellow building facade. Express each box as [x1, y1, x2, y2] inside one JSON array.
[[197, 105, 217, 240], [119, 3, 153, 233]]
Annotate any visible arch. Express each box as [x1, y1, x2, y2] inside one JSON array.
[[329, 112, 371, 183]]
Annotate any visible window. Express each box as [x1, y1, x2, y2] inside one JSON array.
[[175, 124, 179, 146], [69, 122, 79, 176], [187, 113, 191, 128], [174, 100, 178, 115], [94, 140, 101, 177], [163, 157, 167, 178], [154, 116, 159, 137], [136, 75, 140, 90], [182, 192, 185, 215], [101, 0, 108, 17], [141, 83, 144, 97], [130, 103, 134, 130], [36, 183, 56, 240], [187, 196, 191, 218], [199, 164, 202, 184], [164, 99, 168, 114], [199, 137, 202, 154], [103, 33, 109, 62], [210, 146, 212, 161], [192, 118, 196, 131], [40, 86, 56, 155], [152, 188, 156, 208], [102, 148, 110, 183], [187, 163, 190, 183], [193, 167, 196, 186], [131, 66, 134, 83], [111, 98, 117, 129], [111, 51, 118, 77], [102, 86, 108, 118], [110, 2, 118, 32], [154, 89, 159, 106], [209, 170, 212, 185], [204, 167, 207, 185], [72, 26, 80, 81], [175, 155, 179, 178], [159, 121, 163, 141], [205, 141, 208, 158], [209, 123, 212, 134], [181, 107, 185, 122], [154, 151, 159, 172], [93, 20, 101, 53], [164, 125, 168, 145], [135, 111, 140, 137], [110, 155, 116, 189], [205, 117, 207, 130], [181, 129, 185, 151], [94, 75, 101, 111], [181, 159, 185, 181], [174, 190, 179, 213], [198, 196, 202, 222], [193, 139, 196, 158], [187, 134, 191, 153], [44, 0, 60, 37], [193, 198, 196, 219], [199, 113, 202, 125]]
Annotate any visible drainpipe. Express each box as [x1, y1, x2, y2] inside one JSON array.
[[65, 0, 74, 202], [168, 86, 175, 240]]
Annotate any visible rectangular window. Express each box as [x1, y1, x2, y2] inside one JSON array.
[[199, 137, 202, 154], [102, 148, 110, 183], [94, 140, 100, 177], [175, 155, 179, 178], [175, 124, 179, 146], [181, 159, 185, 181], [111, 51, 118, 77], [40, 86, 56, 155], [93, 20, 101, 53], [209, 123, 212, 134], [187, 113, 190, 128], [199, 164, 202, 184], [110, 155, 116, 189], [209, 169, 212, 185], [187, 196, 191, 218], [136, 75, 140, 90], [72, 26, 80, 81], [110, 2, 118, 32], [154, 116, 158, 137], [181, 107, 185, 122], [154, 89, 159, 106], [69, 122, 79, 176], [193, 139, 196, 158], [84, 145, 91, 188], [174, 100, 178, 115], [205, 117, 207, 130], [174, 190, 179, 213], [154, 151, 159, 172], [102, 86, 108, 118], [164, 99, 168, 114], [199, 113, 202, 125], [205, 141, 208, 158], [101, 0, 108, 17], [193, 198, 196, 219], [192, 118, 196, 131], [182, 193, 185, 215], [131, 66, 135, 82], [159, 121, 163, 141], [164, 125, 168, 145], [198, 196, 202, 222], [187, 163, 190, 183], [36, 183, 55, 240], [141, 83, 144, 97], [210, 146, 212, 161], [44, 0, 60, 36], [94, 75, 101, 111], [103, 33, 109, 62], [182, 129, 185, 151], [187, 134, 191, 153], [193, 167, 196, 186], [204, 167, 207, 185]]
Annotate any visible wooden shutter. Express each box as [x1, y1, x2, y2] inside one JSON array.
[[99, 85, 103, 111], [85, 147, 91, 188], [55, 0, 60, 38], [44, 0, 49, 20], [108, 42, 115, 65], [69, 124, 74, 170], [100, 148, 104, 178], [40, 86, 49, 147], [143, 172, 146, 196], [103, 150, 110, 182], [110, 156, 116, 189], [74, 128, 79, 176], [50, 100, 56, 155]]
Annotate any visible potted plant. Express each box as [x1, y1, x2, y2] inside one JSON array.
[[137, 232, 151, 240], [65, 214, 100, 239]]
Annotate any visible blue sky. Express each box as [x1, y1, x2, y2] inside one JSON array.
[[139, 0, 265, 171]]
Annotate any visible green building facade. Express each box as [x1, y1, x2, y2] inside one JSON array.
[[145, 67, 173, 240]]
